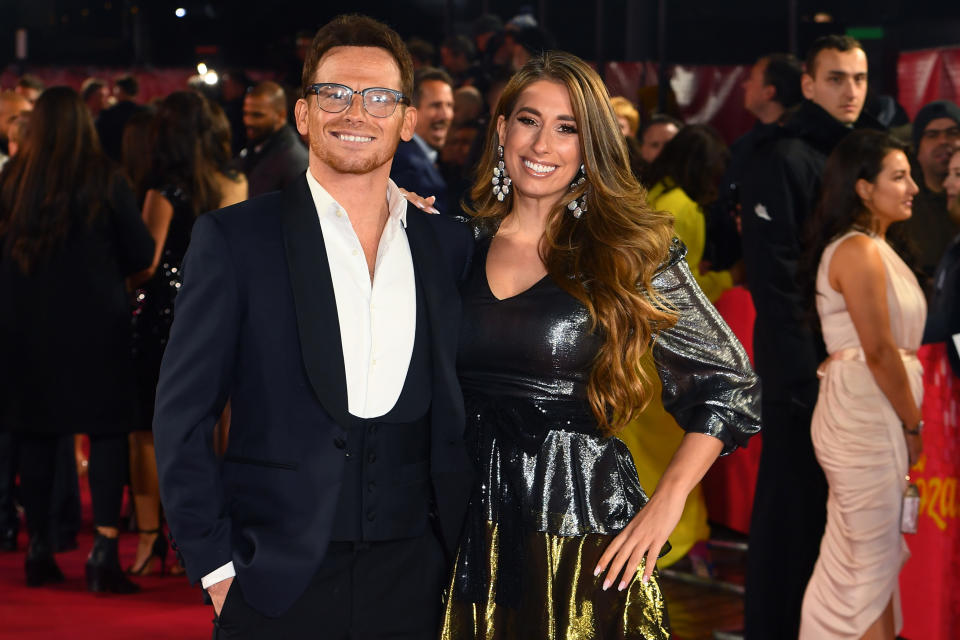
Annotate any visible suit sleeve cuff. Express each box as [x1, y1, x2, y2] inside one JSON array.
[[201, 561, 236, 589]]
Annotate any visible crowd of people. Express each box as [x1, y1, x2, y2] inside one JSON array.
[[0, 9, 958, 640]]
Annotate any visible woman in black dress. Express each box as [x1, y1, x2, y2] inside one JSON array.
[[440, 52, 761, 639], [126, 91, 246, 574], [0, 87, 154, 592]]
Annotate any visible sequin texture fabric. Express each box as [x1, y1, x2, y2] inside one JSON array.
[[442, 225, 761, 639]]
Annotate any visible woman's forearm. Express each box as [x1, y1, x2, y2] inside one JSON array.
[[652, 432, 724, 501], [864, 343, 922, 428]]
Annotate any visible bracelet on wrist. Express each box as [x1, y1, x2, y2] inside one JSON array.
[[903, 419, 923, 436]]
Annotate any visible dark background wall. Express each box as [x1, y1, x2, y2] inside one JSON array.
[[1, 0, 958, 97]]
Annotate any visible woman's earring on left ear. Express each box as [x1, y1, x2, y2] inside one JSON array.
[[492, 145, 511, 202], [567, 164, 588, 219]]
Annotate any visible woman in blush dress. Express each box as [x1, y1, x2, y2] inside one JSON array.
[[799, 129, 925, 640], [439, 51, 761, 640]]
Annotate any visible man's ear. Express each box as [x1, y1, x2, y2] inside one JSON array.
[[801, 73, 815, 100], [400, 106, 417, 142], [294, 99, 309, 137]]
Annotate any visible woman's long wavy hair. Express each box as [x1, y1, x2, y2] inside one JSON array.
[[468, 51, 678, 435], [149, 91, 222, 215], [0, 86, 114, 274], [801, 129, 916, 317]]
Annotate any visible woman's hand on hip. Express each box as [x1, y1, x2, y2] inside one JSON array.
[[594, 491, 684, 590]]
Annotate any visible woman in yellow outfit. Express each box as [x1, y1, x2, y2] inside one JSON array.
[[623, 124, 736, 569]]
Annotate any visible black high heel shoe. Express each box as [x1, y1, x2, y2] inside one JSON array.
[[127, 528, 167, 576], [86, 533, 140, 594], [25, 537, 65, 587]]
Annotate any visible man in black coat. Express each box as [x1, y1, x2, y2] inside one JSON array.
[[154, 15, 474, 638], [95, 74, 147, 163], [237, 81, 308, 197], [390, 68, 454, 215], [738, 35, 884, 640], [705, 52, 803, 271]]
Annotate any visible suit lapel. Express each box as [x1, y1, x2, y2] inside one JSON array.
[[404, 206, 461, 423], [280, 177, 351, 427]]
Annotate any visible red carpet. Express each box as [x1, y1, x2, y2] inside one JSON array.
[[0, 473, 210, 640], [0, 527, 210, 639]]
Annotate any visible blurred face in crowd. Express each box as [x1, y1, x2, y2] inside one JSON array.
[[916, 116, 960, 190], [496, 80, 582, 206], [616, 116, 631, 137], [0, 92, 30, 145], [944, 149, 960, 205], [85, 85, 111, 117], [441, 124, 478, 167], [243, 93, 285, 145], [15, 85, 41, 105], [856, 149, 918, 231], [742, 58, 773, 117], [415, 79, 454, 150], [802, 47, 868, 125], [295, 46, 415, 177], [640, 121, 678, 164]]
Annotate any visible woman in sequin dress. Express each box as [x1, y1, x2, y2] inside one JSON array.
[[440, 51, 762, 639], [126, 92, 247, 575], [799, 131, 925, 639]]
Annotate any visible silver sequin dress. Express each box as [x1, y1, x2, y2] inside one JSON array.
[[441, 227, 762, 639]]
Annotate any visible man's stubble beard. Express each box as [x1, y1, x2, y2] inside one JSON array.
[[310, 130, 402, 175]]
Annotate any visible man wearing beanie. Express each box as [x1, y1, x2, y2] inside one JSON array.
[[901, 100, 960, 281]]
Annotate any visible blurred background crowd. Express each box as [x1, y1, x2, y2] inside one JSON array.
[[1, 3, 959, 639]]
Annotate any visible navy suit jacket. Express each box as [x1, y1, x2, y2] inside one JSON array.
[[390, 139, 451, 216], [153, 175, 474, 617]]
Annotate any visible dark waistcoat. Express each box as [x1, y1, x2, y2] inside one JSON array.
[[330, 267, 433, 541]]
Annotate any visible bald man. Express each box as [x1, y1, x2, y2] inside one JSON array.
[[0, 91, 30, 157], [238, 81, 308, 197]]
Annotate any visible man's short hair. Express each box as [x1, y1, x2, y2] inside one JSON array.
[[247, 81, 288, 114], [442, 34, 476, 61], [81, 77, 106, 102], [301, 14, 414, 100], [804, 34, 863, 77], [640, 113, 684, 137], [407, 37, 435, 66], [413, 67, 454, 106], [114, 74, 139, 98], [762, 53, 803, 109], [16, 74, 44, 92]]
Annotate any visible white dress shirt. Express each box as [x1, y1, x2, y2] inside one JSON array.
[[202, 171, 417, 589]]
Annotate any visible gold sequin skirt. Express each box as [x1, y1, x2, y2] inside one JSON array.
[[440, 521, 671, 640]]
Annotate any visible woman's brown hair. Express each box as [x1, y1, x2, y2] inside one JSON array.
[[0, 86, 114, 274], [468, 51, 677, 435], [149, 91, 222, 215]]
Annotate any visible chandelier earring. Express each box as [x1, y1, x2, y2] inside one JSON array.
[[567, 164, 588, 219], [492, 145, 511, 201]]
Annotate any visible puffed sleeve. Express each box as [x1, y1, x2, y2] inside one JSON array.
[[648, 238, 762, 454]]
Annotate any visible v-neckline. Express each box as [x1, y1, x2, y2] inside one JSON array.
[[481, 240, 550, 302]]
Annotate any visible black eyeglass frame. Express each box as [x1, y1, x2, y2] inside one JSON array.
[[304, 82, 411, 118]]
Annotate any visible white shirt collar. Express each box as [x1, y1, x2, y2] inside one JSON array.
[[412, 133, 438, 165], [304, 169, 409, 228]]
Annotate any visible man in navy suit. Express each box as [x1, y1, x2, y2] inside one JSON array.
[[391, 67, 455, 216], [154, 15, 473, 639]]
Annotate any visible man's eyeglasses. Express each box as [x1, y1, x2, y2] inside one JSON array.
[[305, 83, 410, 118]]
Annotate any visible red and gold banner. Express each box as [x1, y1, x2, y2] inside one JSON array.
[[900, 343, 960, 640]]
